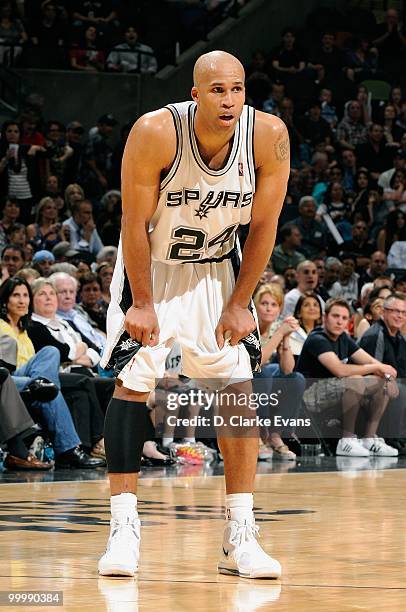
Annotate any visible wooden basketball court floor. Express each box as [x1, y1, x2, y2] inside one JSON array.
[[1, 459, 406, 611]]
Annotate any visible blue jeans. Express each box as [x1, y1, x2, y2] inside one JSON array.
[[12, 346, 80, 455], [254, 364, 306, 435]]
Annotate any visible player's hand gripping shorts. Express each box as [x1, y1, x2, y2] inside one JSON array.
[[101, 253, 261, 392]]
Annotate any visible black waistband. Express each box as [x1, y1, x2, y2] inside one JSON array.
[[185, 249, 234, 265]]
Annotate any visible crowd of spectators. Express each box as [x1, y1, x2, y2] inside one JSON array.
[[247, 7, 406, 461], [0, 91, 227, 470], [0, 0, 247, 71], [1, 5, 406, 471]]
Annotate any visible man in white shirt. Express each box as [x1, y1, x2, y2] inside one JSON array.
[[106, 26, 157, 74], [49, 271, 106, 353], [329, 254, 359, 303], [62, 200, 104, 257], [378, 149, 406, 189], [282, 260, 325, 316]]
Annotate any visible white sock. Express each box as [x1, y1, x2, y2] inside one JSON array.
[[225, 493, 253, 522], [111, 492, 138, 521], [183, 437, 195, 444], [162, 437, 173, 448]]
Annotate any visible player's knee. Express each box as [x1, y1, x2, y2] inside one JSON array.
[[104, 398, 150, 473]]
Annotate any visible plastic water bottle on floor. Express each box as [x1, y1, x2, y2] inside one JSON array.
[[43, 441, 55, 463], [300, 443, 323, 457], [30, 436, 44, 461]]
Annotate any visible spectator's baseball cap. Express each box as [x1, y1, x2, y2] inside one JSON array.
[[98, 114, 118, 126], [52, 242, 79, 259], [32, 250, 55, 264], [394, 149, 406, 159]]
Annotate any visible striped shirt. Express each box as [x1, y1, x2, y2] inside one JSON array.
[[8, 158, 32, 199]]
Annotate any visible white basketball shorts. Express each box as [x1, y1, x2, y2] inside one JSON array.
[[101, 258, 253, 392]]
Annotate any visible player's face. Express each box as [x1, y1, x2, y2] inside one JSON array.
[[192, 62, 245, 131]]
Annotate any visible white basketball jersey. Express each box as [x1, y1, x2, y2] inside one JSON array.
[[149, 101, 256, 263]]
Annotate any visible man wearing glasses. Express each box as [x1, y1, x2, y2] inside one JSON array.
[[359, 293, 406, 454]]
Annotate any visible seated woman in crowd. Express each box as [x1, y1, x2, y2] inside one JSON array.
[[26, 196, 68, 251], [354, 295, 384, 340], [0, 366, 52, 470], [364, 188, 391, 236], [78, 272, 107, 332], [95, 261, 113, 306], [6, 222, 27, 249], [382, 104, 404, 146], [345, 38, 378, 82], [350, 169, 371, 221], [97, 190, 121, 232], [317, 181, 352, 240], [0, 197, 21, 234], [69, 25, 105, 72], [43, 175, 65, 212], [290, 291, 323, 358], [253, 282, 305, 461], [389, 86, 403, 118], [382, 169, 406, 212], [64, 183, 85, 218], [0, 277, 104, 468], [28, 277, 109, 460], [0, 0, 27, 66], [376, 209, 406, 254]]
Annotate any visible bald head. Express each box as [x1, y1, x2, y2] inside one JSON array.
[[193, 51, 244, 87]]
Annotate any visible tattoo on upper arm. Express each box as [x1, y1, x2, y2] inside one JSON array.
[[274, 130, 290, 162]]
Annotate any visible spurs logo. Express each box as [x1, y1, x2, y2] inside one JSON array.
[[243, 333, 261, 351], [195, 190, 224, 219], [120, 338, 140, 351]]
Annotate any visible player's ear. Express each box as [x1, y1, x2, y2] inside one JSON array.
[[191, 86, 198, 102]]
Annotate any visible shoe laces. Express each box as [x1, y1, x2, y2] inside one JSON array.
[[229, 519, 260, 548], [110, 517, 139, 542]]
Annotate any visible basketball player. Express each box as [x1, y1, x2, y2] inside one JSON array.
[[98, 50, 290, 579]]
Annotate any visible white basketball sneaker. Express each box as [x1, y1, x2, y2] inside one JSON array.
[[361, 437, 398, 457], [218, 513, 281, 579], [98, 516, 141, 577], [336, 437, 369, 457]]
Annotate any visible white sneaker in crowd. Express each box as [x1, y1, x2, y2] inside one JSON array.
[[98, 516, 141, 577], [361, 437, 398, 457], [336, 437, 370, 457], [218, 513, 281, 579]]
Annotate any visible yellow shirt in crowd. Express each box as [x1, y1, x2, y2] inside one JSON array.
[[0, 319, 35, 369]]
